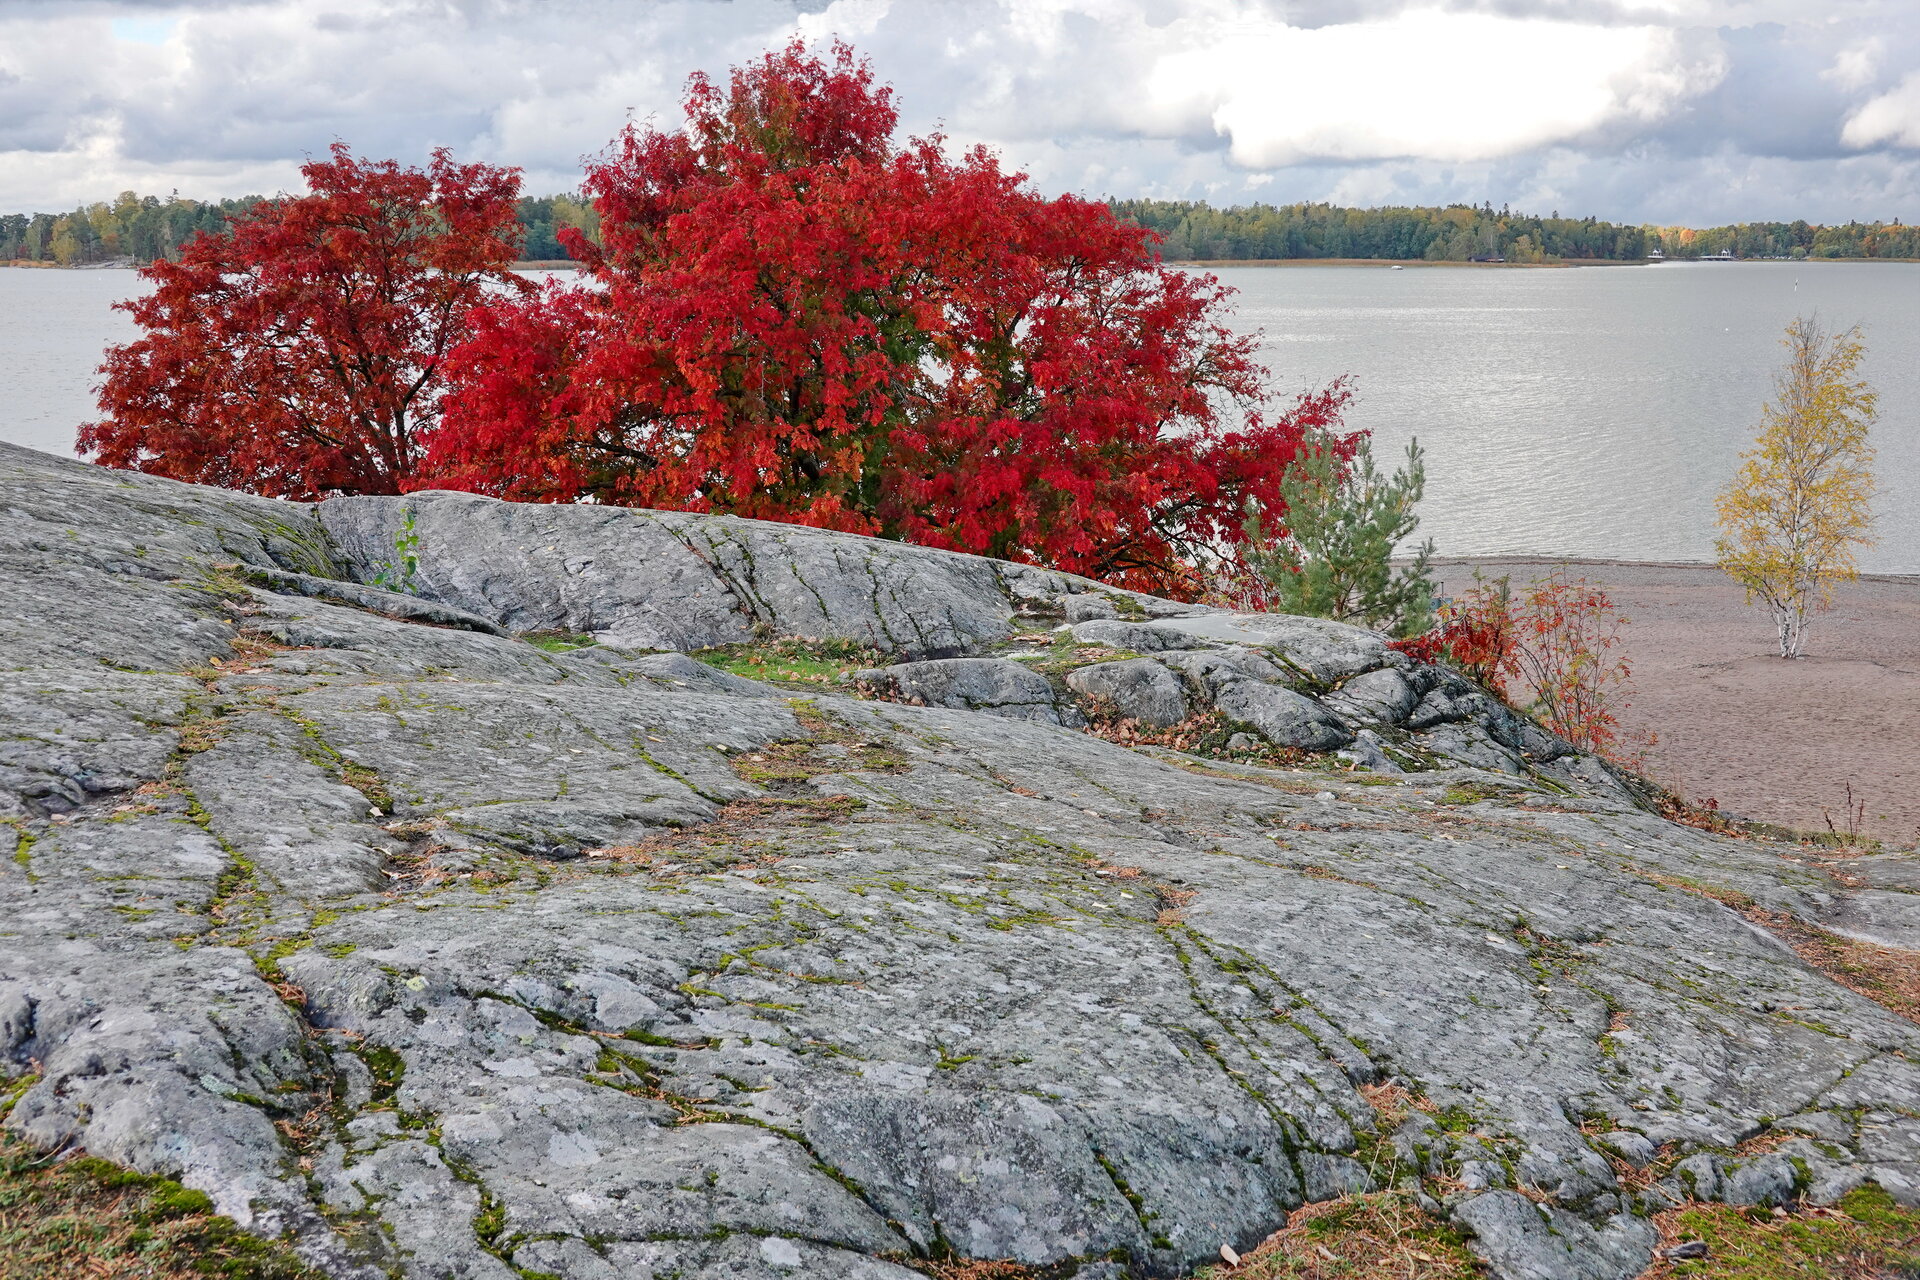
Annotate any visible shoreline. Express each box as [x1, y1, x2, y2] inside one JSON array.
[[1429, 557, 1920, 844], [1173, 257, 1640, 268], [1170, 257, 1920, 268], [13, 257, 1918, 271], [1423, 554, 1920, 585]]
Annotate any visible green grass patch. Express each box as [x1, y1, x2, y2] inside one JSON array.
[[1655, 1185, 1920, 1278], [523, 630, 598, 653], [0, 1115, 322, 1279], [1439, 781, 1510, 806], [694, 638, 885, 687]]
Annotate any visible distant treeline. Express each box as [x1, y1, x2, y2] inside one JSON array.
[[1, 193, 259, 266], [0, 192, 601, 265], [1110, 199, 1920, 263], [4, 189, 1914, 266], [1653, 219, 1920, 261]]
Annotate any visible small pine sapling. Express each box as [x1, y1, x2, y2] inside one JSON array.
[[1245, 431, 1436, 637]]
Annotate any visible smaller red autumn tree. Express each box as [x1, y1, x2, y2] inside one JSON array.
[[430, 41, 1349, 596], [1393, 568, 1639, 759], [81, 144, 529, 498]]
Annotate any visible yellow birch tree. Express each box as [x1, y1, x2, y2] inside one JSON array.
[[1715, 317, 1877, 658]]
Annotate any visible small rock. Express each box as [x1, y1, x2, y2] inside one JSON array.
[[1209, 679, 1354, 752], [1065, 658, 1188, 729], [1723, 1152, 1800, 1206], [1069, 619, 1185, 652], [1663, 1240, 1709, 1260], [1324, 667, 1419, 724], [1063, 595, 1119, 623], [852, 658, 1069, 725], [1600, 1131, 1656, 1168], [1336, 728, 1403, 774]]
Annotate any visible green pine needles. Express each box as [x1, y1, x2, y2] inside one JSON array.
[[1245, 432, 1436, 638]]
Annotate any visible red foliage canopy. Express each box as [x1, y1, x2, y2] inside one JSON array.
[[430, 42, 1350, 595], [81, 144, 528, 498]]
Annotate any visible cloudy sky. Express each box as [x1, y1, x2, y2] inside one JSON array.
[[4, 0, 1918, 225]]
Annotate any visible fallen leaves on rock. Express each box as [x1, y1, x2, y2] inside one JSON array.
[[1192, 1191, 1479, 1279], [1742, 907, 1920, 1026]]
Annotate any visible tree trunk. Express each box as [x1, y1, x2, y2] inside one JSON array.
[[1773, 599, 1807, 658]]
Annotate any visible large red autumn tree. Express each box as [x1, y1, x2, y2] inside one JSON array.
[[429, 42, 1351, 596], [81, 144, 529, 498]]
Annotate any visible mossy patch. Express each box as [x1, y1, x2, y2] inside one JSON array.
[[1649, 1185, 1920, 1278], [1627, 868, 1757, 912], [694, 638, 884, 687], [338, 763, 394, 814], [581, 793, 868, 875], [0, 1117, 322, 1279], [190, 563, 258, 606], [1438, 781, 1510, 807], [729, 737, 908, 788], [522, 630, 598, 653]]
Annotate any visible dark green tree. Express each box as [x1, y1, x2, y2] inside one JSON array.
[[1245, 432, 1436, 637]]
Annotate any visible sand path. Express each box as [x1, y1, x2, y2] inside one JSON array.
[[1431, 558, 1920, 845]]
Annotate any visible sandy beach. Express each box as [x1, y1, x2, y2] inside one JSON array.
[[1433, 558, 1920, 845]]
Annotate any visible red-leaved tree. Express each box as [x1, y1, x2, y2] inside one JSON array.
[[81, 144, 529, 498], [1393, 568, 1641, 759], [429, 42, 1349, 596]]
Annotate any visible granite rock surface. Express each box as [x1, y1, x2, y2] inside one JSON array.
[[4, 441, 1919, 1280]]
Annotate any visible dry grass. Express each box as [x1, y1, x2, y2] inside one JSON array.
[[1651, 787, 1745, 838], [1153, 884, 1198, 926], [1193, 1192, 1481, 1279], [1079, 703, 1314, 770], [582, 794, 866, 869], [1358, 1082, 1436, 1127], [1743, 907, 1920, 1026], [1730, 1131, 1796, 1159], [1276, 862, 1382, 891], [897, 1259, 1046, 1279], [0, 1120, 320, 1280], [225, 630, 296, 669]]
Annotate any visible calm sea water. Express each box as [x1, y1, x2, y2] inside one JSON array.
[[1215, 262, 1919, 574], [4, 262, 1915, 571]]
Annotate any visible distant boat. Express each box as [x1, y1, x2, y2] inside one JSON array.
[[1390, 264, 1405, 270]]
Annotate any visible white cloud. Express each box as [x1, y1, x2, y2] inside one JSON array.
[[1824, 36, 1884, 90], [1145, 8, 1724, 167], [0, 0, 1915, 224], [1843, 70, 1920, 148]]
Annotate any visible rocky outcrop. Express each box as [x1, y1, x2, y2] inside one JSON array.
[[314, 491, 1200, 656], [308, 490, 1627, 792], [4, 440, 1919, 1280]]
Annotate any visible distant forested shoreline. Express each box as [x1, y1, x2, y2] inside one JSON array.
[[0, 193, 600, 266], [1111, 199, 1920, 263], [4, 189, 1915, 266]]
